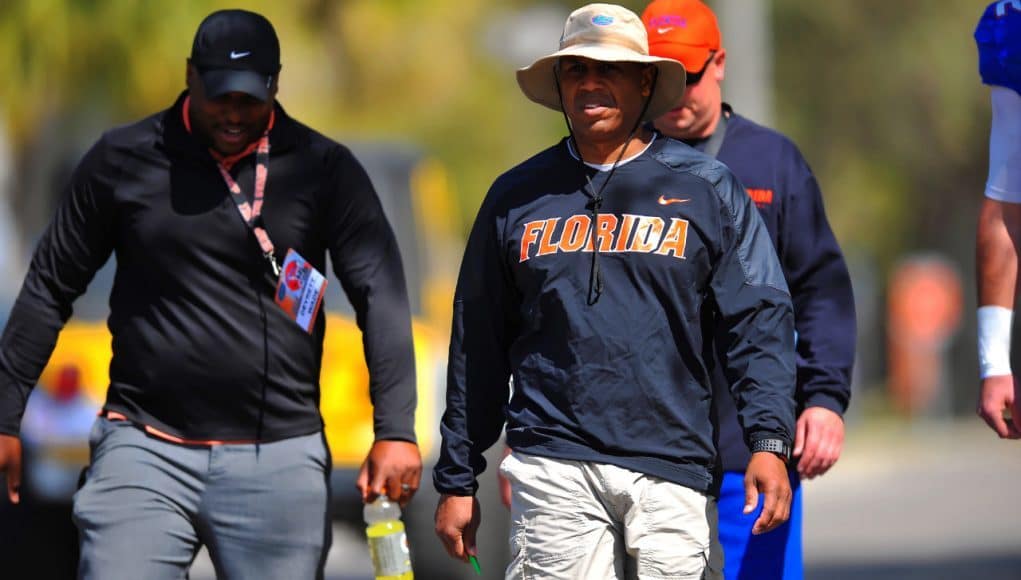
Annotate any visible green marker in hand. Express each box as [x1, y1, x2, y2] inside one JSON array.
[[469, 554, 482, 576]]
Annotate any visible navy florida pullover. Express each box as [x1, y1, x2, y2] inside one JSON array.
[[697, 107, 856, 472], [433, 136, 796, 496]]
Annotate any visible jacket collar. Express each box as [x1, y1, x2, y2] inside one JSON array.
[[161, 91, 301, 162]]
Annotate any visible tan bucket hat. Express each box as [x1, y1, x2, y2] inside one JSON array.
[[516, 3, 687, 122]]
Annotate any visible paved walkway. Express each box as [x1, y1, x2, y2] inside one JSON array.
[[188, 419, 1021, 580], [803, 419, 1021, 579]]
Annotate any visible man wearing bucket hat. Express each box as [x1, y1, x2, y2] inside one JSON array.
[[642, 1, 856, 578], [433, 4, 796, 578], [0, 9, 421, 578]]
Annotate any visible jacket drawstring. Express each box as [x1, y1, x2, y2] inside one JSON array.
[[554, 64, 658, 305]]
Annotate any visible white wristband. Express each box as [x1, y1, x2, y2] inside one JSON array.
[[978, 306, 1013, 378]]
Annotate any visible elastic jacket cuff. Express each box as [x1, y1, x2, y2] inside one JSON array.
[[373, 425, 417, 444], [374, 435, 417, 445], [800, 391, 848, 416], [434, 485, 475, 497]]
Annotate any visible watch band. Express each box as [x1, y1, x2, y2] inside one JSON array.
[[751, 438, 791, 462]]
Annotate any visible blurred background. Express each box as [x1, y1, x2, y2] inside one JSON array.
[[0, 0, 1018, 579]]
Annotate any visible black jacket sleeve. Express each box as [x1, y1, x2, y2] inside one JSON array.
[[433, 191, 514, 496], [710, 167, 797, 447], [325, 146, 417, 443], [779, 154, 855, 415], [0, 136, 117, 435]]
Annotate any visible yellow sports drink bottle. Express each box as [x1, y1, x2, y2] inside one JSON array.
[[364, 494, 413, 579]]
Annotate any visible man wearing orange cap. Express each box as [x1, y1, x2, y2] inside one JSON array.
[[435, 3, 798, 578], [642, 1, 856, 579]]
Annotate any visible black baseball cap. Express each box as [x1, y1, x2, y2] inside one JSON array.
[[189, 9, 281, 102]]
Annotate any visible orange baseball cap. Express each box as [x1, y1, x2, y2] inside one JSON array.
[[642, 0, 721, 74]]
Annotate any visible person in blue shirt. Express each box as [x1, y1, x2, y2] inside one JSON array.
[[975, 0, 1021, 439], [433, 4, 797, 578], [643, 1, 856, 578]]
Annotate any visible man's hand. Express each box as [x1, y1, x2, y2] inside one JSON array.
[[977, 375, 1021, 439], [356, 440, 422, 507], [793, 407, 845, 479], [744, 451, 791, 535], [435, 494, 480, 563], [0, 435, 22, 504]]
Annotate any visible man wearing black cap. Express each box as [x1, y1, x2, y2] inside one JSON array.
[[0, 9, 420, 579]]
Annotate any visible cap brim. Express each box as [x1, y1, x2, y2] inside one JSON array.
[[516, 44, 687, 122], [647, 42, 713, 75], [200, 69, 273, 101]]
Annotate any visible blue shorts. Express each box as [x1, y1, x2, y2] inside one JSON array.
[[717, 470, 802, 580]]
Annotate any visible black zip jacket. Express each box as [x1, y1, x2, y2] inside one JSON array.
[[0, 92, 417, 442], [434, 136, 796, 496]]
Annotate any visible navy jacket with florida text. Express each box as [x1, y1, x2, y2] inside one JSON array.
[[433, 135, 797, 496]]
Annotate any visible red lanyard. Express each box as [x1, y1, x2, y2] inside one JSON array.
[[216, 135, 280, 276]]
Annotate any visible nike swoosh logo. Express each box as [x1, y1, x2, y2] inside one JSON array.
[[230, 51, 251, 59], [658, 195, 690, 205], [657, 27, 673, 34]]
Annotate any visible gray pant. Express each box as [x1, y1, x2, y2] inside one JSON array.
[[72, 417, 331, 580]]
